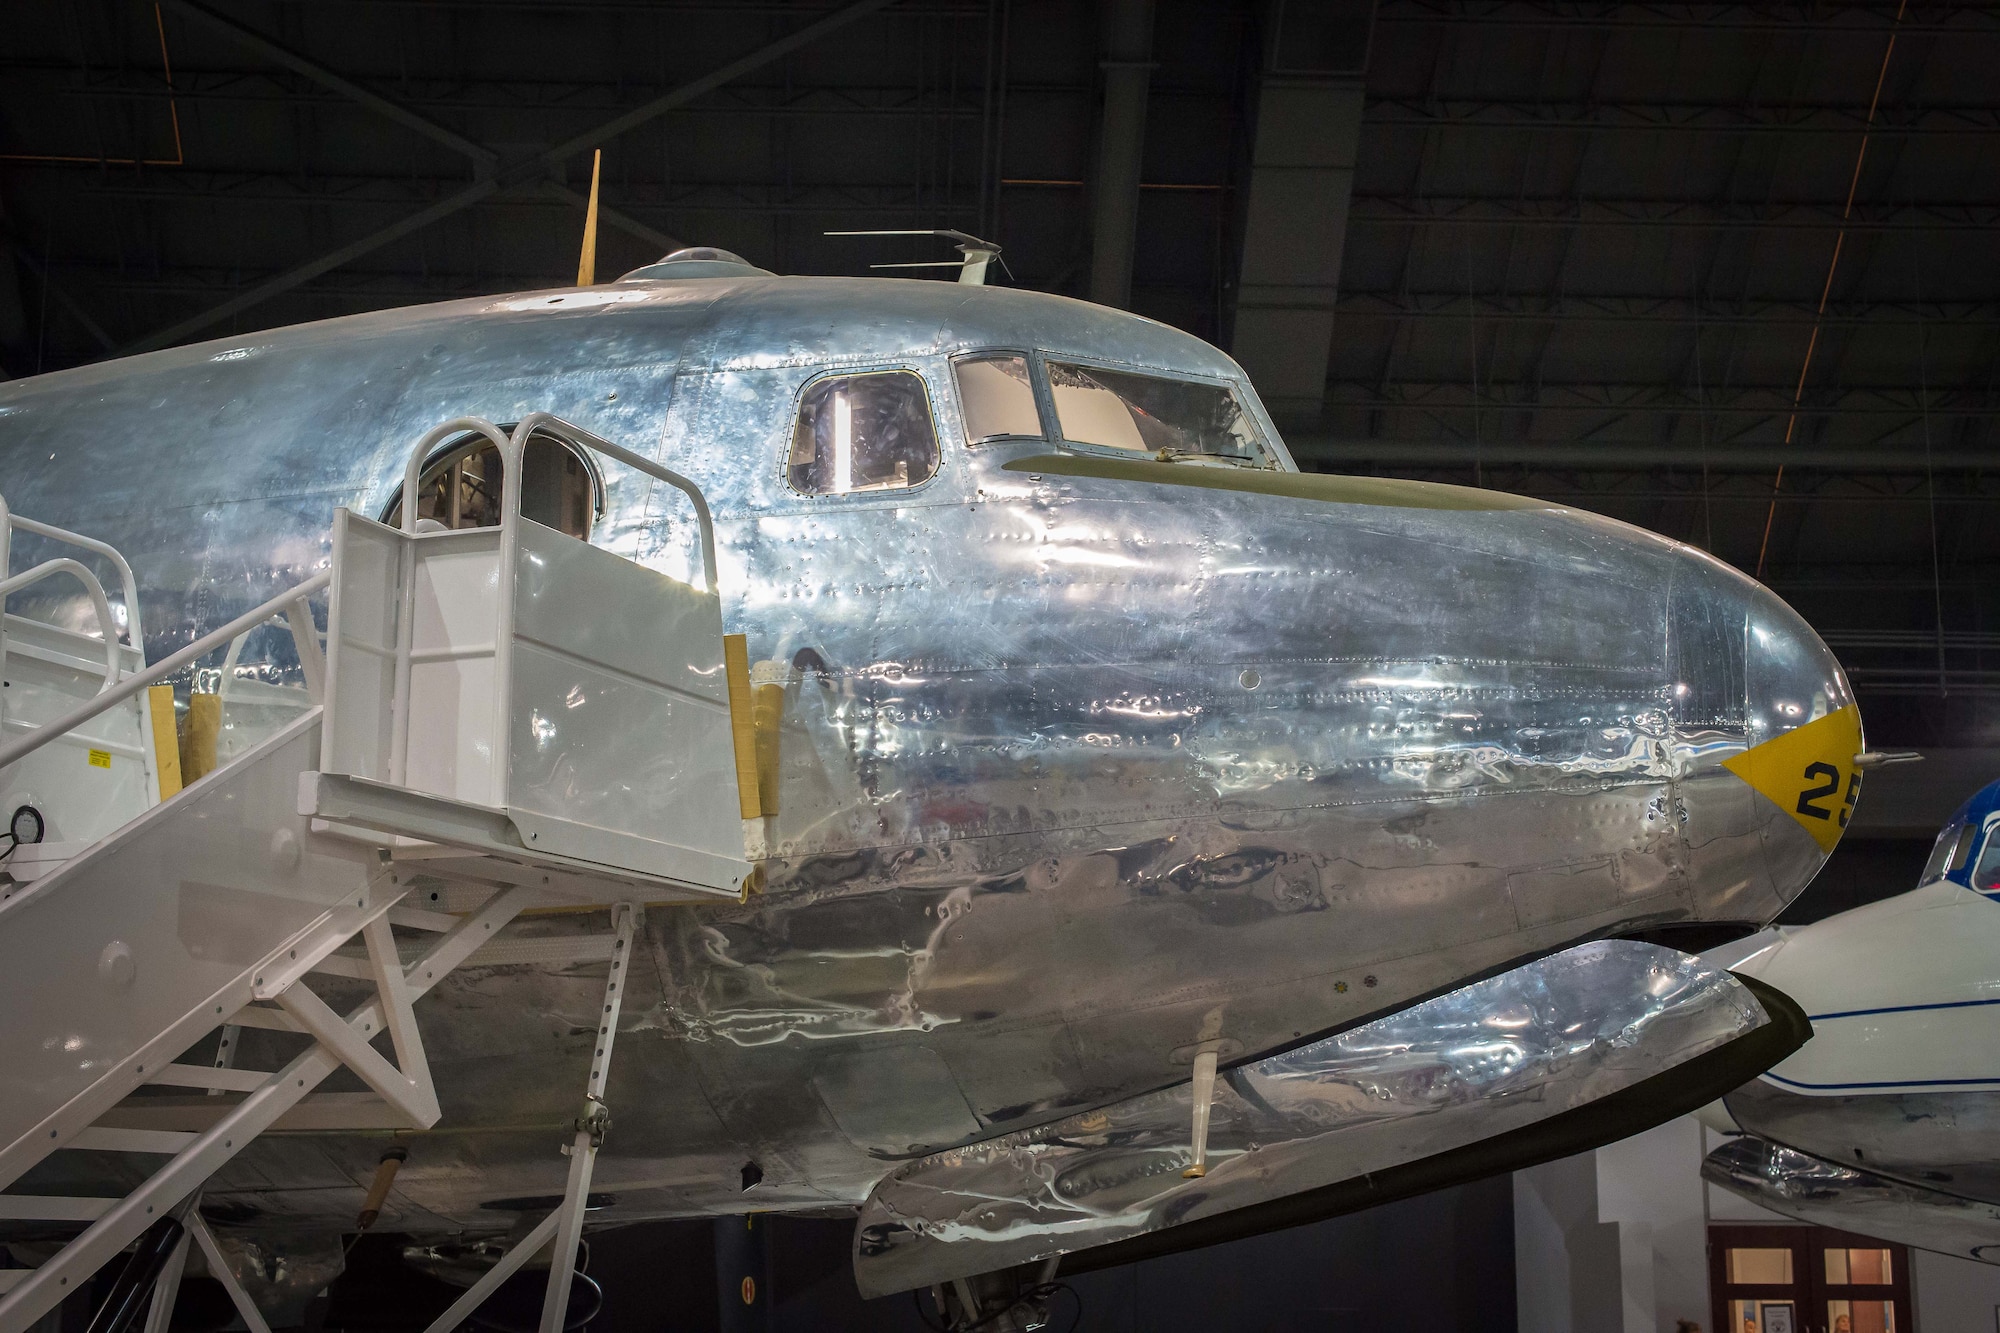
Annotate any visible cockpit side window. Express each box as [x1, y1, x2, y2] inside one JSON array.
[[787, 369, 940, 496], [385, 431, 597, 540], [953, 354, 1044, 445], [1971, 826, 2000, 894], [1045, 360, 1274, 467]]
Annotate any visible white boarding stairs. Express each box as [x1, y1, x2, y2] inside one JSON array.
[[0, 416, 754, 1333]]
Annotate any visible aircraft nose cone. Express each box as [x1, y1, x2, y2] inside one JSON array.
[[1671, 551, 1861, 922]]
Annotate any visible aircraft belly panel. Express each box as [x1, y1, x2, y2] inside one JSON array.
[[852, 938, 1775, 1296], [1705, 1136, 2000, 1267], [1726, 1082, 2000, 1204]]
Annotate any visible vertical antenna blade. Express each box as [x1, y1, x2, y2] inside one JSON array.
[[576, 149, 602, 286]]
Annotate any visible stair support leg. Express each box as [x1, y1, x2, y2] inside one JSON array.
[[275, 982, 439, 1129], [186, 1213, 272, 1333], [538, 901, 637, 1333], [139, 1226, 189, 1333], [418, 1213, 561, 1333], [362, 914, 437, 1117]]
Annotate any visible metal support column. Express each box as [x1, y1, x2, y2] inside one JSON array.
[[1228, 0, 1377, 424], [1087, 0, 1157, 310]]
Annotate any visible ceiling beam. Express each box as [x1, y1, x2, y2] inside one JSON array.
[[1373, 0, 2000, 36], [1, 234, 116, 355], [1366, 97, 2000, 136], [1349, 194, 2000, 232], [117, 0, 898, 357], [532, 0, 896, 171], [66, 171, 977, 218], [1086, 0, 1156, 310], [1229, 0, 1377, 421], [1333, 292, 2000, 328], [120, 179, 498, 355], [9, 66, 981, 120], [1324, 382, 1999, 418], [538, 180, 683, 257], [161, 0, 497, 170]]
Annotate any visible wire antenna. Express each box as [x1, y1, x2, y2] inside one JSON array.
[[825, 229, 1003, 286]]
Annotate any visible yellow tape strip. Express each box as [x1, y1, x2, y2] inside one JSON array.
[[182, 692, 220, 784], [147, 684, 183, 800], [753, 682, 783, 817], [722, 634, 763, 820]]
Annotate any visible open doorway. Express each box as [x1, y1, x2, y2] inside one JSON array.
[[385, 429, 600, 540]]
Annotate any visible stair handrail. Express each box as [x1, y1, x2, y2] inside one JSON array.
[[0, 559, 122, 694], [0, 570, 331, 776], [0, 495, 144, 646], [508, 413, 720, 595], [397, 414, 719, 594]]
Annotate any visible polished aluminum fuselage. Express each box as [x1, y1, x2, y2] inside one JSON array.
[[0, 275, 1842, 1233]]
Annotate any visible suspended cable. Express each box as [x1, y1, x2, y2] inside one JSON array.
[[1693, 317, 1715, 553], [1466, 230, 1483, 488], [1912, 227, 1947, 697], [1753, 0, 1908, 579]]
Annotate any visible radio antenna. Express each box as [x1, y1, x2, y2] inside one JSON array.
[[825, 229, 1003, 286]]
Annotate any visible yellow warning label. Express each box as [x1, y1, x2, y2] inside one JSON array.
[[1722, 704, 1864, 853], [87, 748, 112, 769]]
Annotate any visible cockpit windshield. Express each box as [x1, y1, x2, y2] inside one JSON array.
[[1920, 821, 1978, 886], [1046, 360, 1274, 468]]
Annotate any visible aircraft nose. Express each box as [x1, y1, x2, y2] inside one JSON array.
[[1670, 551, 1861, 921]]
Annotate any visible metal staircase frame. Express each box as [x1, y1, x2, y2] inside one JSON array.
[[0, 414, 747, 1333], [0, 865, 537, 1330], [0, 493, 145, 710]]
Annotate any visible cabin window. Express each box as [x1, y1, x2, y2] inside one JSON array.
[[386, 431, 597, 540], [1046, 360, 1273, 467], [953, 354, 1042, 444], [788, 369, 940, 496]]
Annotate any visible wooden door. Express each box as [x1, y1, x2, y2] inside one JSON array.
[[1709, 1224, 1915, 1333]]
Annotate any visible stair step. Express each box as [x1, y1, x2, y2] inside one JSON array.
[[386, 906, 462, 933], [148, 1064, 268, 1093], [0, 1196, 117, 1221], [67, 1127, 196, 1154], [96, 1091, 407, 1134]]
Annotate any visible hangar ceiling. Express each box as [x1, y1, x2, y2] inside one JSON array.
[[2, 0, 1997, 745]]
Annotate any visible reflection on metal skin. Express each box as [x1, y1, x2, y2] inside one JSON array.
[[1704, 1136, 2000, 1266], [853, 940, 1769, 1297], [1725, 1079, 2000, 1206], [0, 276, 1852, 1234]]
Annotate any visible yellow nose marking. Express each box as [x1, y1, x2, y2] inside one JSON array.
[[1722, 703, 1864, 854]]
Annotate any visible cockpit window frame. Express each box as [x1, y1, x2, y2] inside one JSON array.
[[780, 364, 948, 503], [948, 349, 1054, 448], [1962, 813, 2000, 891], [1033, 351, 1282, 471], [381, 424, 607, 537]]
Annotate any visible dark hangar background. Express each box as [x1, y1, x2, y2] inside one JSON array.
[[1, 4, 1996, 1324]]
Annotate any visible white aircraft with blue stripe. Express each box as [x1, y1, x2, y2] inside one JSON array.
[[1704, 778, 2000, 1262]]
